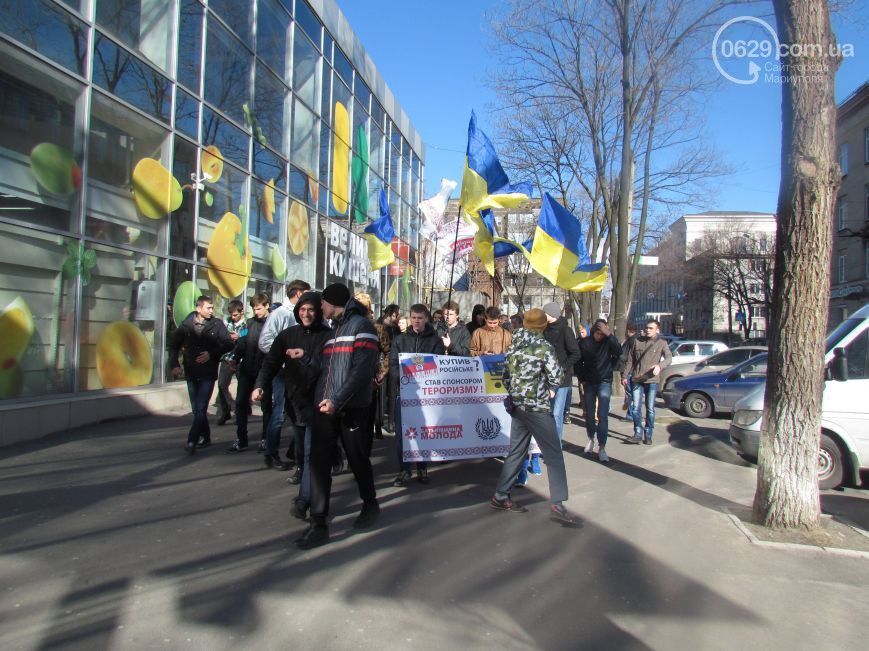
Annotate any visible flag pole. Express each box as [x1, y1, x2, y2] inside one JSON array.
[[445, 203, 463, 310], [427, 235, 439, 314]]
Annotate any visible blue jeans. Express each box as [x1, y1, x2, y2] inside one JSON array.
[[583, 381, 612, 448], [265, 375, 286, 456], [551, 386, 572, 443], [624, 375, 635, 420], [186, 378, 215, 445], [631, 382, 658, 441]]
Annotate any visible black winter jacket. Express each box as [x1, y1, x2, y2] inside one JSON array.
[[168, 313, 234, 381], [389, 323, 447, 382], [445, 321, 471, 356], [314, 298, 380, 411], [232, 316, 267, 378], [576, 334, 623, 384], [543, 318, 582, 387]]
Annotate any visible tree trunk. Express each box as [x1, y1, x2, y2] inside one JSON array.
[[752, 0, 841, 529]]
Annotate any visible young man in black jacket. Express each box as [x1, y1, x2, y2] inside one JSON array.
[[576, 321, 623, 463], [295, 283, 381, 550], [389, 304, 446, 487], [169, 295, 234, 454], [225, 293, 270, 453], [542, 302, 582, 446], [252, 291, 332, 517]]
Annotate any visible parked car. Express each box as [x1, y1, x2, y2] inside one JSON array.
[[662, 353, 768, 418], [659, 346, 767, 391], [730, 303, 869, 489], [667, 340, 729, 366]]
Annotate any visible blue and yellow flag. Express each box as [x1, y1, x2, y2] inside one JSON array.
[[527, 194, 607, 292], [363, 189, 396, 271], [460, 112, 531, 215]]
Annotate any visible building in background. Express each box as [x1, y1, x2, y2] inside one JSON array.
[[830, 81, 869, 326], [631, 212, 776, 341], [0, 0, 423, 435]]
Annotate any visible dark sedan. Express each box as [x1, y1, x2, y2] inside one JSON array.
[[661, 354, 768, 418]]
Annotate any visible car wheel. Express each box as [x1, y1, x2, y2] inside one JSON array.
[[664, 376, 682, 392], [683, 392, 713, 418], [818, 433, 845, 490]]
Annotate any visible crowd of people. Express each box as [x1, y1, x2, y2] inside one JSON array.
[[167, 283, 671, 547]]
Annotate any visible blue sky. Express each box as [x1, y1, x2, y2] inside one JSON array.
[[340, 1, 868, 216]]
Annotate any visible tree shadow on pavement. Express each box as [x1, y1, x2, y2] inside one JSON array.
[[665, 420, 753, 467]]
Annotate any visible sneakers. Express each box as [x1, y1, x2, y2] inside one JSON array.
[[584, 438, 595, 454], [264, 454, 290, 471], [598, 448, 609, 463], [643, 438, 653, 445], [225, 440, 248, 453], [529, 454, 542, 475], [195, 437, 211, 449], [417, 467, 430, 484], [257, 439, 267, 453], [627, 436, 643, 444], [392, 470, 412, 487], [353, 501, 381, 529], [549, 504, 575, 525], [287, 467, 302, 484], [489, 496, 528, 513], [295, 524, 329, 550]]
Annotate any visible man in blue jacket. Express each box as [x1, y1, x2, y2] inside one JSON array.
[[295, 283, 381, 550]]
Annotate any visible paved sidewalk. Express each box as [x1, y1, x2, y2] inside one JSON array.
[[0, 399, 867, 650]]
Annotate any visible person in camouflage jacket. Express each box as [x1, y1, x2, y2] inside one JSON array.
[[490, 309, 574, 524]]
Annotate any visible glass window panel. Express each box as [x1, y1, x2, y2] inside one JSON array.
[[174, 86, 199, 139], [250, 177, 282, 253], [333, 46, 352, 85], [355, 77, 371, 111], [254, 63, 288, 156], [411, 170, 421, 208], [286, 197, 315, 280], [320, 65, 332, 122], [367, 171, 383, 222], [201, 104, 249, 170], [401, 156, 411, 205], [0, 56, 83, 233], [317, 120, 330, 187], [295, 0, 322, 46], [0, 223, 77, 399], [177, 0, 202, 93], [58, 0, 83, 10], [169, 136, 197, 259], [197, 146, 245, 227], [401, 137, 411, 164], [0, 0, 88, 77], [79, 241, 161, 390], [291, 99, 318, 178], [165, 259, 193, 382], [389, 145, 400, 197], [256, 0, 289, 79], [293, 29, 321, 113], [322, 32, 332, 62], [401, 201, 411, 242], [93, 34, 172, 124], [317, 182, 328, 217], [207, 0, 251, 47], [289, 164, 316, 210], [86, 92, 171, 252], [204, 18, 251, 126], [388, 191, 400, 232], [332, 79, 351, 133], [369, 123, 384, 178], [95, 0, 175, 73], [371, 100, 384, 131], [253, 142, 286, 187], [352, 99, 367, 149]]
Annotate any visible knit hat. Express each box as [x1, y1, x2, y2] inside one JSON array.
[[542, 302, 562, 319], [523, 308, 547, 332], [321, 283, 350, 307]]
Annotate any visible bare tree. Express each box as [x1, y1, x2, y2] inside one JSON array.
[[752, 0, 842, 530]]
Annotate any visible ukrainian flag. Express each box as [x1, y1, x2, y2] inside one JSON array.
[[363, 189, 396, 271], [527, 193, 607, 292]]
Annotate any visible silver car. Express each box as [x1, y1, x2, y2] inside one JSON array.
[[659, 346, 767, 392]]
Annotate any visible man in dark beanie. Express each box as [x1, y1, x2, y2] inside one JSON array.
[[295, 282, 381, 549], [576, 321, 623, 463]]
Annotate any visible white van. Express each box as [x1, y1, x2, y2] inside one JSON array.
[[729, 303, 869, 489]]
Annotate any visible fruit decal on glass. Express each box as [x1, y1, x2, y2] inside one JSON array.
[[172, 280, 197, 327], [207, 211, 252, 298], [288, 200, 309, 256], [30, 143, 81, 195], [131, 158, 183, 219], [61, 242, 97, 286], [95, 321, 153, 389], [0, 296, 35, 399], [201, 145, 224, 183], [271, 244, 287, 281], [331, 101, 350, 214], [263, 179, 276, 224]]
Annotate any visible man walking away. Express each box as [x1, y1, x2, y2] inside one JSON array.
[[390, 304, 446, 487], [489, 309, 573, 524], [296, 283, 381, 550], [542, 302, 582, 445], [622, 319, 671, 445], [225, 294, 270, 453], [169, 295, 234, 454], [618, 325, 638, 420], [576, 322, 622, 463], [440, 301, 471, 357]]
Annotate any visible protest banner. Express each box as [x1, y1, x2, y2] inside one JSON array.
[[398, 353, 513, 462]]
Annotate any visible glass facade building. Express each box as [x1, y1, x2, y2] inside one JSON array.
[[0, 0, 424, 404]]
